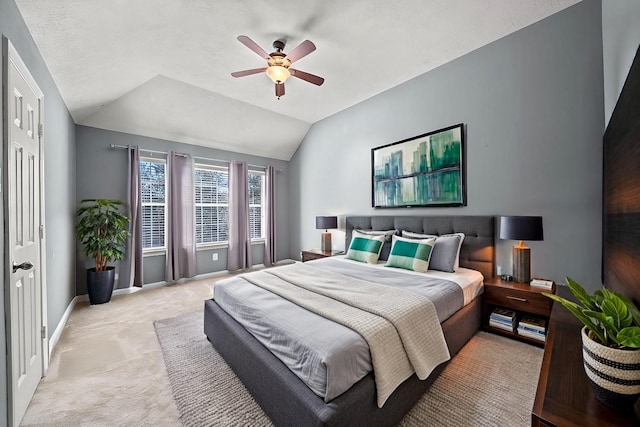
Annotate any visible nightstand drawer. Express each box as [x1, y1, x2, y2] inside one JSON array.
[[484, 287, 552, 317]]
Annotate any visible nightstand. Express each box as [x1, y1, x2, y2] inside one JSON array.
[[482, 276, 555, 347], [301, 249, 344, 262]]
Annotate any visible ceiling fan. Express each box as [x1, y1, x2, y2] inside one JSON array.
[[231, 35, 325, 99]]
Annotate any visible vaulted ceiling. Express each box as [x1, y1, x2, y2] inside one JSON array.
[[16, 0, 580, 160]]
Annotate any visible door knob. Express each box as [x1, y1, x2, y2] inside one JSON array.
[[12, 261, 34, 273]]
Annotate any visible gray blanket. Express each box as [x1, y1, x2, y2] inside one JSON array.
[[214, 258, 465, 403]]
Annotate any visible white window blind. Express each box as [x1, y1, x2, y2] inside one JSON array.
[[248, 171, 265, 239], [140, 159, 166, 250], [195, 166, 229, 244]]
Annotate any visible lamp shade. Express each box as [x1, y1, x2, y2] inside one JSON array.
[[266, 66, 291, 83], [499, 216, 543, 241], [315, 216, 338, 230]]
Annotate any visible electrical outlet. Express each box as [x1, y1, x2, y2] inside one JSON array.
[[212, 253, 218, 261]]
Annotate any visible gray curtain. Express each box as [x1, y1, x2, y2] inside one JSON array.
[[122, 145, 143, 287], [228, 161, 252, 271], [166, 151, 196, 281], [264, 165, 277, 266]]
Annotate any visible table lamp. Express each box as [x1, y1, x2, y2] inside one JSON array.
[[499, 216, 543, 283], [315, 216, 338, 252]]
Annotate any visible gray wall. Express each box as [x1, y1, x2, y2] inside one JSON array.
[[1, 0, 77, 424], [289, 0, 604, 290], [75, 125, 290, 293], [602, 0, 640, 126]]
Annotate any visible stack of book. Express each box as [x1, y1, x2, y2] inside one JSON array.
[[489, 308, 516, 332], [517, 315, 547, 342], [530, 278, 553, 289]]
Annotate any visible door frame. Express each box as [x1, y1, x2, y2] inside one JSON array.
[[2, 35, 49, 423]]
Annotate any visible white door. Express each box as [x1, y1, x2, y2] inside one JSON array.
[[4, 38, 45, 427]]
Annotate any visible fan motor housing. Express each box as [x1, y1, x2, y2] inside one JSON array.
[[272, 40, 286, 51], [268, 54, 291, 68]]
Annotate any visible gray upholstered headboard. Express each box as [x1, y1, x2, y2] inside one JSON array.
[[345, 216, 495, 279]]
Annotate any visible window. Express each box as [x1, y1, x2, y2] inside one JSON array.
[[249, 171, 265, 239], [194, 166, 264, 244], [140, 160, 264, 248], [140, 159, 166, 250], [195, 166, 229, 244]]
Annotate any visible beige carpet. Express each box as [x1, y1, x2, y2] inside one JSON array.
[[20, 277, 218, 426], [156, 311, 543, 427]]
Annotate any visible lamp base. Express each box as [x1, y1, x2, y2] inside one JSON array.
[[321, 232, 332, 252], [512, 246, 531, 283]]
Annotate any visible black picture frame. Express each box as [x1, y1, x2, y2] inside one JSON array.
[[371, 123, 466, 208]]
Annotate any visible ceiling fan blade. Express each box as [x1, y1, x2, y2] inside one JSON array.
[[275, 83, 285, 98], [237, 35, 270, 60], [289, 68, 325, 86], [284, 40, 316, 64], [231, 68, 267, 78]]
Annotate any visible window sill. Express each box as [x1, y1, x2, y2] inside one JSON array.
[[197, 239, 265, 251], [143, 249, 166, 257], [197, 242, 228, 251]]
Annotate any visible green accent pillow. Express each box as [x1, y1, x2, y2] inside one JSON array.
[[345, 231, 385, 263], [385, 235, 436, 273]]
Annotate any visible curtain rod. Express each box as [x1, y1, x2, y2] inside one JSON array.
[[109, 144, 281, 171]]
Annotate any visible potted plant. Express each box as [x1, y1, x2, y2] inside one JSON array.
[[76, 199, 130, 304], [544, 278, 640, 410]]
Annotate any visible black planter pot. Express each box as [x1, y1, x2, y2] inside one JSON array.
[[87, 266, 115, 304]]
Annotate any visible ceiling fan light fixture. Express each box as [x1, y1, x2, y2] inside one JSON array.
[[266, 66, 291, 84]]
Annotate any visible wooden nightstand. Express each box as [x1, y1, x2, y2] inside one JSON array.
[[482, 276, 555, 347], [301, 249, 344, 262]]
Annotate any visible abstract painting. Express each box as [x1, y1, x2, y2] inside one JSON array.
[[372, 123, 465, 208]]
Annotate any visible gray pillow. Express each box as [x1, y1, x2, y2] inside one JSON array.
[[401, 231, 463, 273]]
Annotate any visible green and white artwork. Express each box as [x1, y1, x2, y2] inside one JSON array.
[[372, 124, 465, 208]]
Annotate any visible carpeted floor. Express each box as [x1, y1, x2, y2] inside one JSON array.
[[20, 277, 218, 426], [155, 311, 543, 427]]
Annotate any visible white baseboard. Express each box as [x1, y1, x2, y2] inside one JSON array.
[[49, 295, 80, 358]]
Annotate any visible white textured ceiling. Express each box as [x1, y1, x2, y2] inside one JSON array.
[[16, 0, 580, 160]]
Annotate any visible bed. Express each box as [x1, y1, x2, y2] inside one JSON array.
[[204, 215, 495, 426]]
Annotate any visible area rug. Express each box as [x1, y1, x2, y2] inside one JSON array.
[[154, 311, 543, 427]]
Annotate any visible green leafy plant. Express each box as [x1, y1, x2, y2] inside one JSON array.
[[544, 277, 640, 349], [76, 199, 130, 272]]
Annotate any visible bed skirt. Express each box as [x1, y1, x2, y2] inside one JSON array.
[[203, 296, 481, 427]]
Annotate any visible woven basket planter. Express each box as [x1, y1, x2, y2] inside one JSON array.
[[581, 327, 640, 410]]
